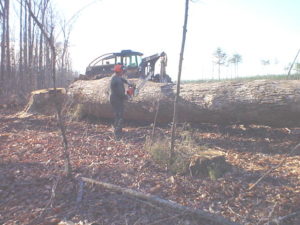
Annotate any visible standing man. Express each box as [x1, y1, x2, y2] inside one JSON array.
[[110, 64, 129, 140]]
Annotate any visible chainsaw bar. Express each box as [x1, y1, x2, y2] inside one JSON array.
[[134, 72, 153, 96]]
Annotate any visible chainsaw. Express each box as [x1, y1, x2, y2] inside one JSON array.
[[126, 83, 136, 99], [126, 70, 154, 98], [126, 72, 150, 98]]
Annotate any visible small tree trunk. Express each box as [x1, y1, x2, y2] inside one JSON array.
[[5, 0, 10, 81], [170, 0, 189, 165], [1, 1, 6, 85], [25, 0, 72, 177], [19, 0, 24, 91], [23, 2, 28, 91], [287, 49, 300, 78]]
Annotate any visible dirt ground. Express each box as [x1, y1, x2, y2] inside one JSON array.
[[0, 107, 300, 225]]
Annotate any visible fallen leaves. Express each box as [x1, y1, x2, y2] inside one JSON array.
[[1, 109, 300, 224]]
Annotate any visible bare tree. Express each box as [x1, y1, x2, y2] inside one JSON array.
[[170, 0, 190, 165], [55, 0, 101, 86], [287, 48, 300, 78], [213, 47, 227, 80], [21, 0, 101, 175], [25, 0, 72, 176], [228, 53, 242, 78], [0, 0, 77, 99], [19, 0, 23, 89], [0, 0, 12, 94], [5, 0, 10, 80], [0, 1, 6, 86]]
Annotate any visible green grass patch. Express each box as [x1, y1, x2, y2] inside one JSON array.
[[181, 73, 300, 84], [145, 124, 210, 175]]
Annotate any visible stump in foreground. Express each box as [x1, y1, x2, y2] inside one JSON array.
[[189, 150, 231, 179], [147, 137, 231, 179]]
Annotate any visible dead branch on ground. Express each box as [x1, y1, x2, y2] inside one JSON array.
[[249, 142, 300, 190], [81, 177, 241, 225]]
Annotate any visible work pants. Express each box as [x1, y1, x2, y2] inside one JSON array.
[[110, 99, 124, 139]]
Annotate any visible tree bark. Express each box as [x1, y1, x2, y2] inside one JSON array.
[[0, 0, 6, 84], [19, 0, 23, 90], [66, 78, 300, 127], [5, 0, 10, 80], [170, 0, 189, 165]]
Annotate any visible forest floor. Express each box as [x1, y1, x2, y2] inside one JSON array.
[[0, 107, 300, 225]]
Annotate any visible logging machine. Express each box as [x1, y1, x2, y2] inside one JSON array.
[[81, 50, 172, 96]]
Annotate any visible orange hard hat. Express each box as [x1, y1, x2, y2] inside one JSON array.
[[114, 64, 124, 73]]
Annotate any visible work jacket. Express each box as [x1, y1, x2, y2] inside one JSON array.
[[110, 74, 128, 104]]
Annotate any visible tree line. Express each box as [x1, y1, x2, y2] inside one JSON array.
[[0, 0, 76, 102], [212, 47, 300, 80], [213, 47, 242, 80]]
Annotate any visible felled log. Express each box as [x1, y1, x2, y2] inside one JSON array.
[[67, 78, 300, 127], [81, 177, 241, 225]]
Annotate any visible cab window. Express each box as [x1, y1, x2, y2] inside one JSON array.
[[116, 56, 122, 64]]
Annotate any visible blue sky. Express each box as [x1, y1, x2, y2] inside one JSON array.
[[53, 0, 300, 80]]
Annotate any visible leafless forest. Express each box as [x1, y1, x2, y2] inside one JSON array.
[[0, 0, 76, 105]]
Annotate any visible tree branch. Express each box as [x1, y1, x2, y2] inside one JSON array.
[[249, 142, 300, 190], [287, 49, 300, 77], [81, 177, 241, 225]]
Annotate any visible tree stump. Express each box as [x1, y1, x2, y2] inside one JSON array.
[[189, 150, 231, 179], [16, 88, 66, 118]]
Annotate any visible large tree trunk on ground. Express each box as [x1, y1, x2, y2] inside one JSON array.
[[67, 78, 300, 127]]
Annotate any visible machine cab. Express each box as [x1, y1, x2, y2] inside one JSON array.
[[85, 50, 143, 79]]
